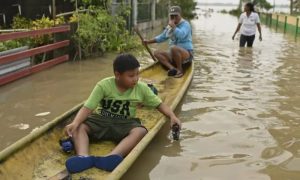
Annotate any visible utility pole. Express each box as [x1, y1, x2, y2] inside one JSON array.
[[290, 0, 293, 14], [132, 0, 137, 26]]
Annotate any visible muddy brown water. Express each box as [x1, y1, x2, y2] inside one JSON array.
[[123, 13, 300, 180]]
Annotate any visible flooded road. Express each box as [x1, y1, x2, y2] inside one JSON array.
[[123, 13, 300, 180]]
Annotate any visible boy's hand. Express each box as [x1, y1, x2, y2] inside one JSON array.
[[170, 115, 181, 129], [65, 122, 79, 137]]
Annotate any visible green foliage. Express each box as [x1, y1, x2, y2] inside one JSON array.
[[11, 15, 32, 29], [237, 0, 273, 11], [9, 16, 65, 48], [31, 16, 65, 46], [0, 40, 23, 52], [160, 0, 197, 19], [220, 9, 228, 14], [229, 9, 242, 16], [66, 0, 111, 9], [253, 0, 273, 11], [1, 16, 66, 65], [72, 6, 141, 58]]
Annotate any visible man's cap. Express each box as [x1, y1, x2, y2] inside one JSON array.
[[169, 6, 181, 15]]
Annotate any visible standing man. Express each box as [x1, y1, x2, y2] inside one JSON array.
[[232, 2, 262, 47], [143, 6, 193, 78]]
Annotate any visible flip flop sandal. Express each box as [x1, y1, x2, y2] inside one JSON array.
[[174, 72, 183, 78], [65, 156, 95, 173], [94, 154, 123, 172], [167, 68, 177, 76]]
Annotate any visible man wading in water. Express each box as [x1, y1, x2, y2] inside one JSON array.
[[143, 6, 193, 78]]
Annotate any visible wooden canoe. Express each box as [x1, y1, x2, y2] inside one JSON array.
[[0, 60, 194, 180]]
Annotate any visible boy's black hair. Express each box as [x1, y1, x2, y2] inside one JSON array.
[[113, 53, 140, 73]]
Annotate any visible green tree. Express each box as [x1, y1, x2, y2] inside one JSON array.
[[66, 0, 111, 9], [253, 0, 273, 11], [236, 0, 273, 12], [158, 0, 197, 19]]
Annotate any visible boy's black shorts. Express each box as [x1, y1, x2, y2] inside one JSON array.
[[84, 114, 147, 142]]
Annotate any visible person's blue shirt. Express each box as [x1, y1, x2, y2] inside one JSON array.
[[155, 19, 193, 51]]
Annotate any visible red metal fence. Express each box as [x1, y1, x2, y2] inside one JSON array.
[[0, 25, 70, 86]]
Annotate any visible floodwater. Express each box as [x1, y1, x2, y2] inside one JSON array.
[[1, 11, 300, 180], [123, 13, 300, 180]]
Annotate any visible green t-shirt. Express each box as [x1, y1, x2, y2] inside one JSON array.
[[84, 77, 162, 118]]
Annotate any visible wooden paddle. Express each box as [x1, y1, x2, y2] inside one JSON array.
[[133, 26, 157, 62]]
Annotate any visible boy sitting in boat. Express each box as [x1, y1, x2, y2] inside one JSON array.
[[143, 6, 193, 78], [64, 53, 181, 173]]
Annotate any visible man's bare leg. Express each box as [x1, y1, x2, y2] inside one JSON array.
[[154, 50, 174, 70], [170, 46, 190, 77]]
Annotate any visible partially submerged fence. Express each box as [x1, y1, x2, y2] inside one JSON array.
[[0, 25, 70, 86], [260, 13, 300, 38]]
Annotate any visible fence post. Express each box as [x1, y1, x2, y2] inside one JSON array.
[[284, 16, 287, 33], [296, 18, 299, 38], [265, 13, 268, 24], [151, 0, 155, 29], [132, 0, 137, 26], [276, 14, 279, 31], [269, 14, 272, 27]]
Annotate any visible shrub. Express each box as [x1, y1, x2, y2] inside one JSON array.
[[71, 6, 141, 58]]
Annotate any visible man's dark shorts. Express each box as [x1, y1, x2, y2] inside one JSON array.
[[84, 114, 147, 142]]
